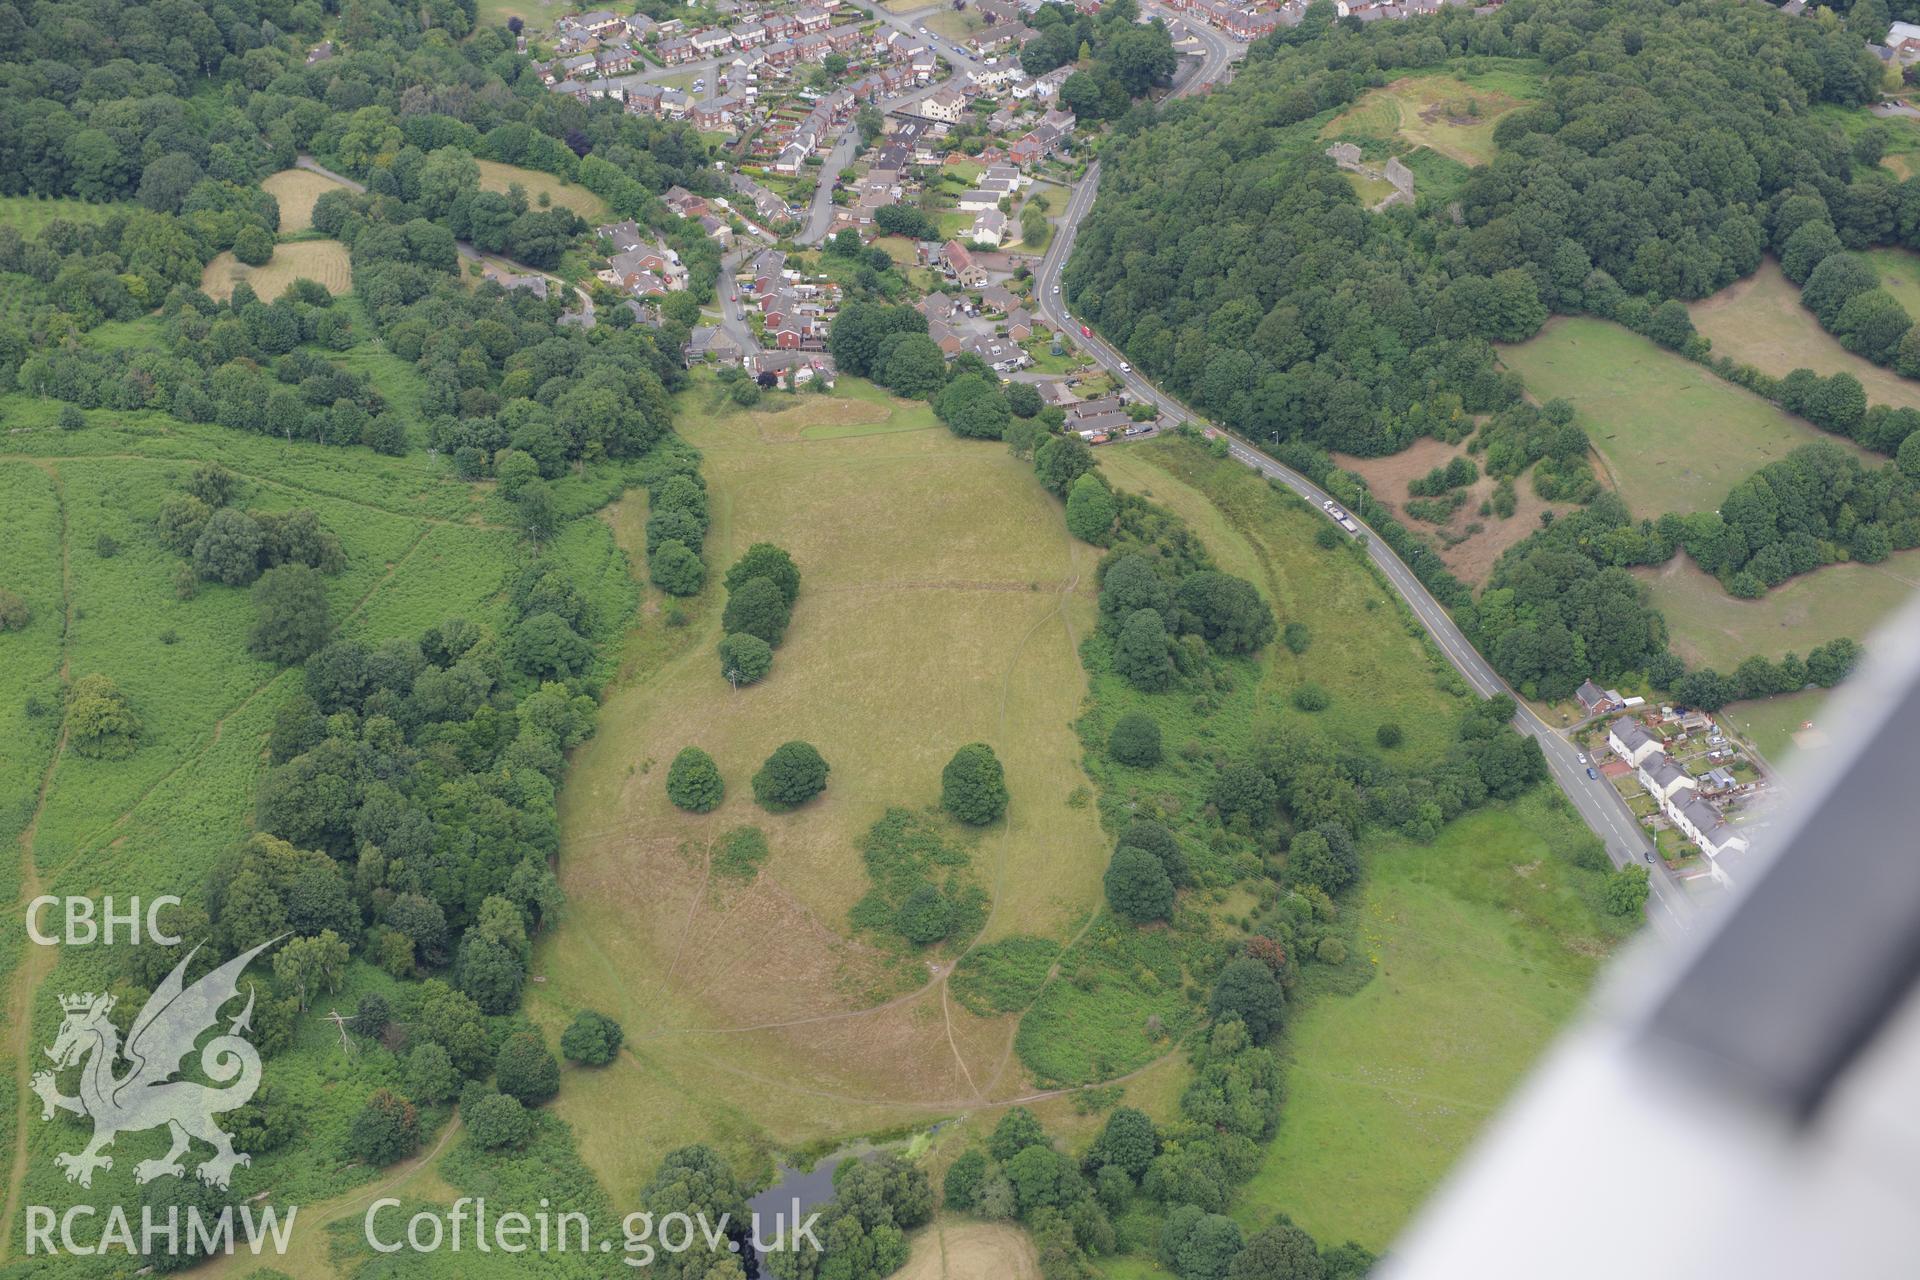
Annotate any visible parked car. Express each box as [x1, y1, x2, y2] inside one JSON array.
[[1586, 767, 1599, 780], [1577, 753, 1588, 765], [1080, 325, 1091, 338]]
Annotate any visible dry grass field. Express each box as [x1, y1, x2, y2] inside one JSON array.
[[476, 159, 611, 222], [530, 383, 1111, 1190], [261, 167, 351, 234], [1320, 66, 1540, 167], [1689, 257, 1920, 415], [898, 1220, 1040, 1280], [200, 239, 351, 300]]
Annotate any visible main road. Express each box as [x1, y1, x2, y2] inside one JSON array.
[[1030, 26, 1697, 940]]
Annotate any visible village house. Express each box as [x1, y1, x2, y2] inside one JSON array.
[[699, 213, 735, 249], [942, 241, 987, 286], [977, 283, 1017, 313], [957, 188, 1003, 212], [1607, 717, 1663, 770], [1013, 65, 1075, 100], [664, 187, 710, 219], [1636, 751, 1697, 807], [921, 87, 970, 124], [1889, 20, 1920, 63], [967, 64, 1024, 95], [730, 173, 790, 224], [482, 265, 549, 300], [595, 44, 639, 74], [962, 333, 1030, 373], [1575, 680, 1624, 717], [692, 27, 735, 56], [684, 325, 744, 367], [657, 36, 698, 63], [969, 208, 1008, 246], [596, 220, 690, 293]]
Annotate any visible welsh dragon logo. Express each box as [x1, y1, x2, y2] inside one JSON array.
[[31, 938, 277, 1190]]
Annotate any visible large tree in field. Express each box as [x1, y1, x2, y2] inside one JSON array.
[[667, 746, 725, 813], [941, 743, 1009, 825], [752, 741, 829, 810], [723, 543, 801, 608], [722, 576, 791, 646]]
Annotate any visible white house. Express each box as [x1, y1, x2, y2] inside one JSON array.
[[1607, 717, 1661, 769], [1636, 751, 1697, 806], [920, 87, 969, 123]]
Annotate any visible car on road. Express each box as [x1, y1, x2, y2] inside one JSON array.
[[1577, 753, 1588, 765], [916, 24, 927, 32], [1119, 361, 1131, 372], [1644, 850, 1656, 864], [1080, 325, 1091, 337], [1051, 284, 1059, 293], [1586, 767, 1599, 780]]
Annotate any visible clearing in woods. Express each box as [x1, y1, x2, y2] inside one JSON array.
[[1500, 317, 1876, 518], [897, 1220, 1040, 1280], [1688, 256, 1920, 415], [1633, 549, 1920, 671], [531, 377, 1112, 1193], [1319, 64, 1541, 167], [200, 239, 353, 301], [476, 159, 612, 222], [262, 167, 352, 234]]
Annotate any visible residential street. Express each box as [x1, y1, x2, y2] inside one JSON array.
[[1029, 28, 1698, 940]]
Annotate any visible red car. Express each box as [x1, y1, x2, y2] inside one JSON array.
[[1080, 325, 1092, 338]]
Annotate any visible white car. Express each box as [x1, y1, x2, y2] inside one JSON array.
[[1051, 284, 1059, 293], [1119, 361, 1131, 373], [1577, 753, 1588, 765]]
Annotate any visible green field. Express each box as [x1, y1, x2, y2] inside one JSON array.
[[1101, 438, 1469, 766], [1722, 686, 1836, 769], [1635, 550, 1920, 671], [0, 400, 560, 1257], [0, 195, 134, 236], [1689, 256, 1920, 415], [1500, 317, 1873, 517], [1238, 791, 1628, 1251]]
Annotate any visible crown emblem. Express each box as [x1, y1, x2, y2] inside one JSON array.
[[57, 992, 111, 1014]]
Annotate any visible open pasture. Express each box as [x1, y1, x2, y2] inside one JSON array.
[[1500, 317, 1874, 517]]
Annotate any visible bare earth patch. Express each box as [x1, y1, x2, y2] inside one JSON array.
[[1333, 438, 1580, 585]]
